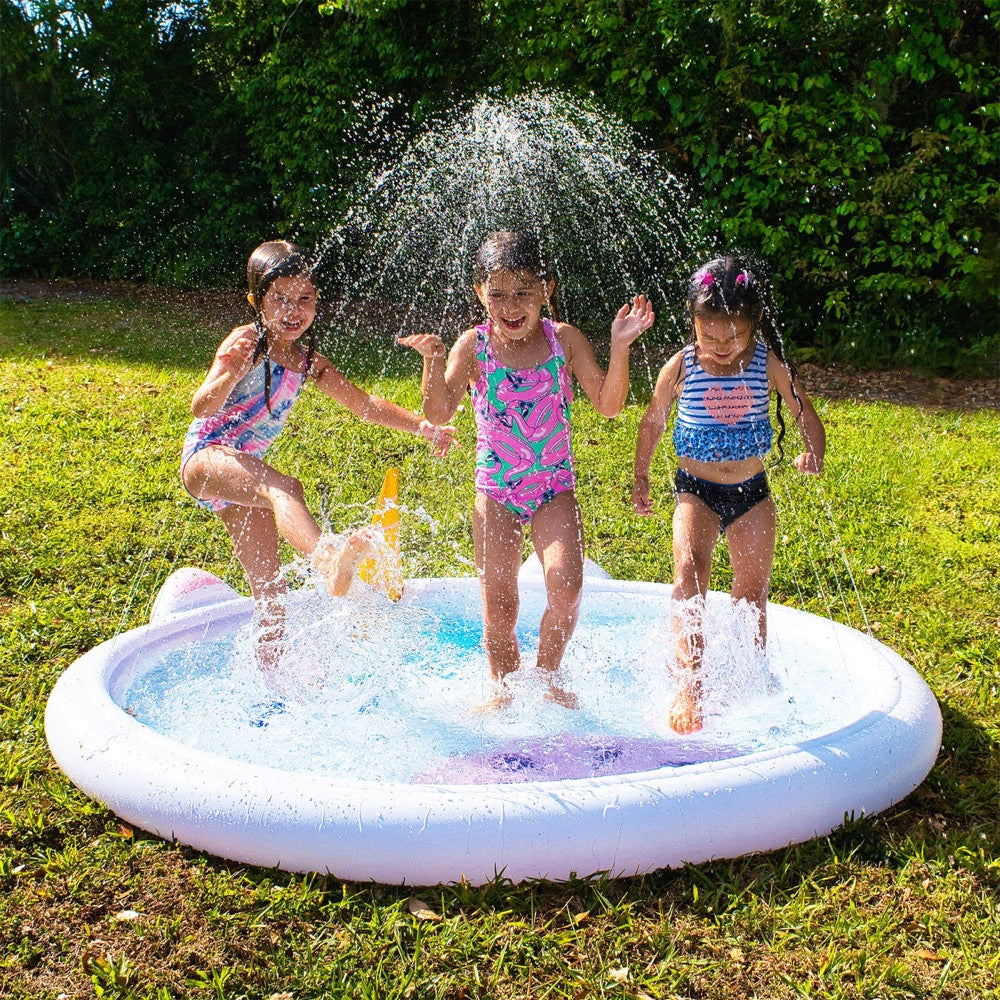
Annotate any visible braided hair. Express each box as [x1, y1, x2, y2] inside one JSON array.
[[246, 241, 317, 413], [473, 231, 563, 322], [685, 255, 801, 462]]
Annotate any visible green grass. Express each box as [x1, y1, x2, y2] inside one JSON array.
[[1, 289, 998, 999]]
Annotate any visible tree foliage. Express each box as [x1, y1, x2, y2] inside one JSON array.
[[2, 0, 997, 371], [1, 0, 267, 285]]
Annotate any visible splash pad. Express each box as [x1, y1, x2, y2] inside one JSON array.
[[46, 91, 940, 883], [45, 556, 940, 885]]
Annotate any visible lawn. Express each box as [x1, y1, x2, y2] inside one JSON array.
[[1, 286, 997, 999]]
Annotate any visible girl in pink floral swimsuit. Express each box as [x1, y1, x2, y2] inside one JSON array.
[[402, 231, 654, 709]]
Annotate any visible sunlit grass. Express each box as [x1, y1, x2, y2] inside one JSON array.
[[1, 291, 998, 999]]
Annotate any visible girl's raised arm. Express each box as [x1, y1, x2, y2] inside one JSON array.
[[191, 325, 258, 418], [399, 331, 479, 425], [559, 295, 655, 418], [311, 351, 458, 455]]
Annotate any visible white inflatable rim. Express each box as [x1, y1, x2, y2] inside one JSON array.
[[45, 572, 942, 886]]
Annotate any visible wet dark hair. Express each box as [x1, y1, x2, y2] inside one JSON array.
[[473, 231, 562, 322], [246, 240, 317, 413], [685, 255, 801, 461]]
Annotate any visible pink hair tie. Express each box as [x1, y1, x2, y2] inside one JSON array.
[[735, 272, 748, 286], [700, 273, 715, 287]]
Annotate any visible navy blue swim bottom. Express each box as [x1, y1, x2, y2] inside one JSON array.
[[674, 469, 771, 532]]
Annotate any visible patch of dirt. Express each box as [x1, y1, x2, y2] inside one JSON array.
[[795, 361, 999, 411], [2, 278, 998, 410]]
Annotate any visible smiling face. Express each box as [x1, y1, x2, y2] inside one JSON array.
[[474, 268, 553, 340], [693, 312, 755, 367], [258, 275, 317, 342]]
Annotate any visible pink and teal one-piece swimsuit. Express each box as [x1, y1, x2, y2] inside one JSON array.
[[471, 318, 576, 523]]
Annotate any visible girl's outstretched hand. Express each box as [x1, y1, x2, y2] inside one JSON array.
[[794, 451, 823, 475], [611, 295, 655, 347], [418, 419, 459, 458], [398, 333, 447, 360]]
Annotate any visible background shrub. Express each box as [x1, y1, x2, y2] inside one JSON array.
[[2, 0, 996, 372]]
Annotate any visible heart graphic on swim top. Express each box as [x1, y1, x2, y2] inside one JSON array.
[[703, 384, 753, 425]]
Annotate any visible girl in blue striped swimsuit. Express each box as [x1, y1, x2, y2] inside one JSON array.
[[632, 257, 826, 734]]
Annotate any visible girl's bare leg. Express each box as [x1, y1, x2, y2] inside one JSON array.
[[219, 505, 287, 678], [669, 494, 721, 734], [473, 493, 524, 707], [530, 490, 584, 709], [185, 447, 321, 548], [184, 446, 372, 596], [723, 496, 776, 653]]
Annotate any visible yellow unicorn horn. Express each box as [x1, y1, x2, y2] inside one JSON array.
[[358, 467, 403, 602]]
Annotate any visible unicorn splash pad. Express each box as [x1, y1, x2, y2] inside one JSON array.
[[45, 482, 941, 885]]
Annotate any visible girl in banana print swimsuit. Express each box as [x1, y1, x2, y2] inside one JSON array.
[[402, 231, 654, 710]]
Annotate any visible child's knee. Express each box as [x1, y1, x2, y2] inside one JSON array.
[[483, 589, 519, 631], [674, 552, 710, 589], [266, 472, 306, 506], [544, 571, 582, 616]]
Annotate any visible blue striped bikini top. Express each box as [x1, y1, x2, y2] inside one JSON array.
[[672, 341, 773, 462]]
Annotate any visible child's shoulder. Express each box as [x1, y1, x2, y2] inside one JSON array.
[[550, 320, 586, 351], [661, 346, 687, 374], [764, 346, 804, 392], [451, 327, 482, 376], [762, 343, 790, 377], [453, 326, 481, 357], [551, 319, 583, 337], [652, 348, 686, 392]]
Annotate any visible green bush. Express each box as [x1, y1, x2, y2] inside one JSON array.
[[3, 0, 996, 372], [476, 0, 998, 370], [0, 0, 265, 287]]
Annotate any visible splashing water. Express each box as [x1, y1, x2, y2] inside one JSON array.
[[314, 89, 708, 355], [116, 91, 884, 788], [117, 573, 875, 785]]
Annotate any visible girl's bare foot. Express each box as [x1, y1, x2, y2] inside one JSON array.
[[312, 530, 377, 597], [668, 680, 703, 734], [475, 677, 513, 714], [544, 681, 579, 710]]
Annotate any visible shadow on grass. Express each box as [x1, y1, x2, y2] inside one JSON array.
[[0, 283, 425, 382]]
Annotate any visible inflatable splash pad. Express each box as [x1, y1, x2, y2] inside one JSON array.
[[45, 560, 941, 886]]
